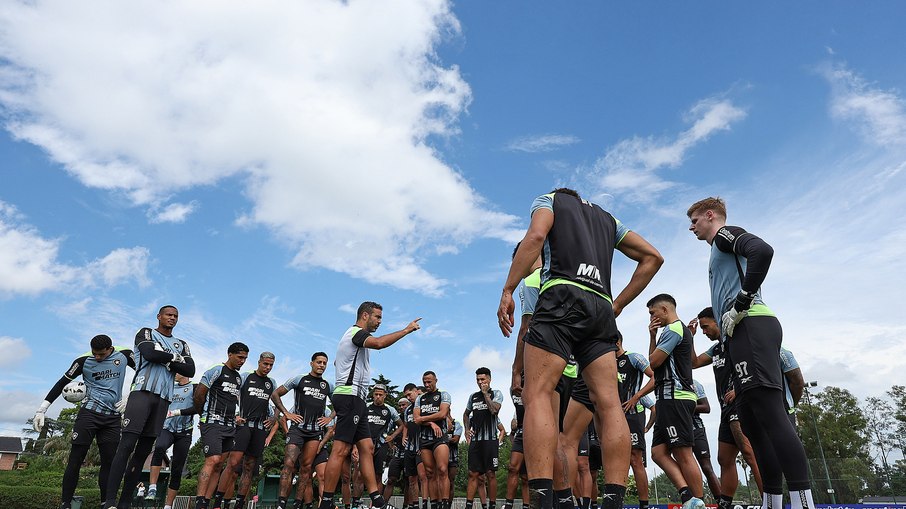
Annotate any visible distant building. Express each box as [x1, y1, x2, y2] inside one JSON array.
[[0, 437, 24, 471]]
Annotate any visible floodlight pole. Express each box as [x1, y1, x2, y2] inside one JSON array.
[[805, 381, 836, 504]]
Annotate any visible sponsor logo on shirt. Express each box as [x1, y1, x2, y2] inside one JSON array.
[[577, 263, 601, 282]]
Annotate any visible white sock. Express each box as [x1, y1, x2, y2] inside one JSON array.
[[164, 506, 172, 509], [762, 492, 783, 509], [790, 490, 815, 509], [149, 483, 157, 490]]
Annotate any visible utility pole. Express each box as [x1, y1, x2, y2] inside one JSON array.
[[805, 381, 836, 504]]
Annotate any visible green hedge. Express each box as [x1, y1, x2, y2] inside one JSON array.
[[0, 484, 101, 509]]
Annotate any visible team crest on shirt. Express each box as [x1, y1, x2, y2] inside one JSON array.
[[265, 382, 272, 389], [320, 381, 327, 390], [72, 432, 78, 441], [382, 409, 388, 416], [619, 360, 626, 367], [114, 359, 121, 366], [204, 445, 210, 453], [353, 415, 360, 424], [123, 419, 130, 427], [174, 342, 181, 350]]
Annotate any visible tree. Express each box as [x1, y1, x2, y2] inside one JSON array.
[[887, 385, 906, 457], [649, 470, 679, 504], [798, 386, 875, 503], [863, 396, 899, 496], [370, 374, 402, 404]]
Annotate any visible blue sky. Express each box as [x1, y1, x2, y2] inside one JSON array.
[[1, 0, 905, 478]]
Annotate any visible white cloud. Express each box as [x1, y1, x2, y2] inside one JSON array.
[[0, 201, 152, 296], [822, 63, 906, 146], [0, 201, 74, 297], [85, 247, 151, 288], [0, 0, 519, 296], [505, 134, 580, 153], [0, 337, 31, 367], [0, 390, 40, 428], [337, 304, 356, 315], [148, 201, 198, 224], [588, 97, 746, 204], [462, 345, 510, 378]]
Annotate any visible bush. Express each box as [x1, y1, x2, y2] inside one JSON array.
[[0, 484, 101, 509]]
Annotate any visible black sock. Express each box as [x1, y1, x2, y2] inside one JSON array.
[[600, 485, 625, 509], [638, 500, 648, 509], [306, 503, 314, 509], [489, 501, 496, 509], [235, 495, 246, 509], [678, 487, 692, 503], [370, 491, 386, 508], [718, 496, 733, 509], [580, 497, 590, 509], [196, 496, 209, 509], [528, 479, 554, 509], [223, 499, 232, 509], [591, 501, 599, 509], [555, 488, 573, 509], [504, 499, 514, 509], [466, 501, 474, 509], [295, 499, 305, 509], [212, 491, 225, 509]]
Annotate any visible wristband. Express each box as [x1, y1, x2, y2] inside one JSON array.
[[733, 290, 755, 312]]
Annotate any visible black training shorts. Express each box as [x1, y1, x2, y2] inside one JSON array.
[[234, 425, 268, 459], [71, 406, 121, 446], [122, 390, 170, 438], [200, 422, 236, 457], [627, 412, 646, 451], [331, 393, 371, 444], [570, 375, 594, 412], [588, 442, 602, 471], [693, 426, 711, 460], [578, 431, 590, 457], [652, 399, 695, 450], [512, 430, 524, 454], [727, 316, 784, 393], [524, 284, 619, 369], [468, 439, 499, 473], [287, 425, 323, 447], [717, 406, 740, 445], [313, 446, 330, 467]]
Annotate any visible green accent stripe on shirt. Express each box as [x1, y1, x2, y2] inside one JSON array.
[[747, 303, 775, 317], [540, 278, 612, 302], [674, 390, 698, 401]]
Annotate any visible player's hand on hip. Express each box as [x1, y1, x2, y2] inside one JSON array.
[[721, 308, 747, 337]]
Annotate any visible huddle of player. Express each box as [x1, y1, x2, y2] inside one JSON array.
[[37, 193, 813, 509], [494, 191, 814, 509]]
